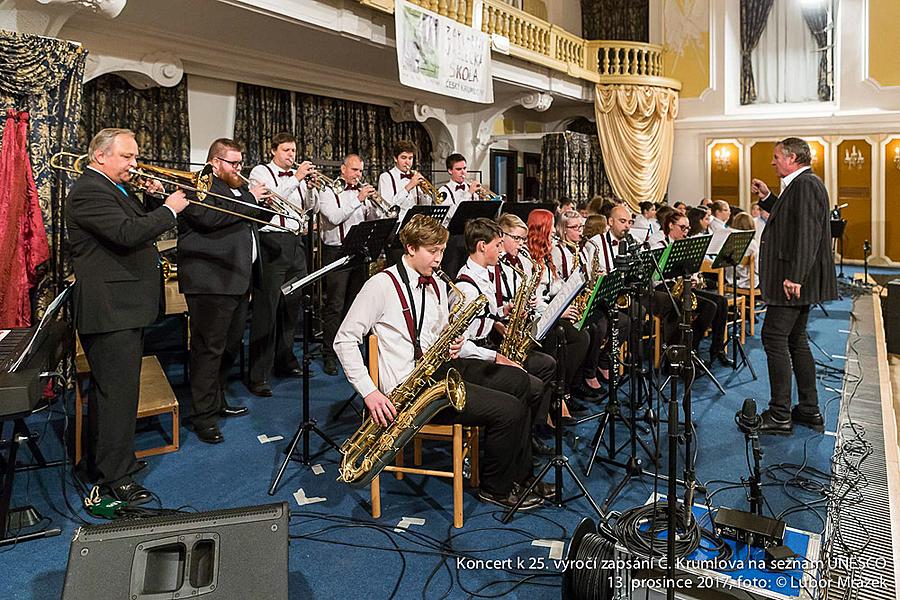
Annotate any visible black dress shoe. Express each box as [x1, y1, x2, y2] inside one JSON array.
[[107, 481, 152, 505], [477, 485, 542, 510], [247, 381, 272, 397], [323, 357, 338, 376], [710, 351, 735, 368], [791, 406, 825, 433], [195, 425, 224, 444], [572, 382, 602, 400], [220, 402, 249, 417], [521, 477, 557, 498], [532, 436, 554, 456], [758, 410, 793, 436], [274, 366, 303, 378]]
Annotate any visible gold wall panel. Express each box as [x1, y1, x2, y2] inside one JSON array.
[[885, 138, 900, 261], [709, 142, 739, 205], [836, 140, 872, 260]]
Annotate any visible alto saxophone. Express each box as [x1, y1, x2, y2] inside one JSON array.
[[338, 269, 488, 487], [571, 239, 603, 321], [498, 257, 543, 365]]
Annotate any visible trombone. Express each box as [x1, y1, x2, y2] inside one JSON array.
[[51, 151, 302, 234]]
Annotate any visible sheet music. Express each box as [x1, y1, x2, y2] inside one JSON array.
[[705, 230, 729, 258], [536, 269, 586, 341], [9, 285, 71, 373], [0, 330, 9, 343]]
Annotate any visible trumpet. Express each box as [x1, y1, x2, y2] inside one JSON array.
[[358, 180, 400, 219], [411, 170, 438, 203], [304, 166, 346, 195], [473, 184, 501, 201], [238, 173, 310, 230]]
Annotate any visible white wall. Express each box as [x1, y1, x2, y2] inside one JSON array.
[[186, 76, 236, 166]]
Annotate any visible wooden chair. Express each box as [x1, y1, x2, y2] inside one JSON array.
[[367, 336, 478, 528], [724, 256, 761, 336], [75, 338, 180, 464]]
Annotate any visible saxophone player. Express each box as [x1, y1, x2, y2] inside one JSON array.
[[454, 218, 556, 458], [334, 214, 544, 510]]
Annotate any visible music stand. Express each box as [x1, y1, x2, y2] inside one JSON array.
[[659, 236, 726, 395], [447, 201, 502, 236], [710, 230, 757, 379], [500, 202, 556, 224], [502, 271, 605, 524], [269, 219, 396, 495]]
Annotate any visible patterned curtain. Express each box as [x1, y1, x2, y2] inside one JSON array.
[[233, 83, 292, 169], [566, 117, 598, 136], [581, 0, 649, 42], [740, 0, 775, 105], [80, 74, 192, 169], [540, 131, 613, 206], [801, 3, 832, 102], [0, 30, 87, 308], [234, 82, 433, 182]]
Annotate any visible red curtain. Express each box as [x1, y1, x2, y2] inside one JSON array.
[[0, 109, 50, 327]]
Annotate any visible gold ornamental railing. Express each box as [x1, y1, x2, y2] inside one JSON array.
[[360, 0, 680, 90]]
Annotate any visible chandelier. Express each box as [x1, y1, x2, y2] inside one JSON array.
[[713, 147, 731, 171], [843, 145, 864, 169]]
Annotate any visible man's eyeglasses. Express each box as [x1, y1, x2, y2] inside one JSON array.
[[215, 156, 243, 168], [504, 233, 527, 243]]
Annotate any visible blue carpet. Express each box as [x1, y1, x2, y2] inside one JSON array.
[[0, 283, 877, 599]]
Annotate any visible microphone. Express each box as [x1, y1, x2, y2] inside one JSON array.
[[736, 398, 761, 433]]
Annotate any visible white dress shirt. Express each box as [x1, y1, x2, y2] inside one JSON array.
[[596, 231, 624, 274], [378, 166, 429, 214], [318, 187, 369, 247], [535, 256, 562, 316], [579, 235, 606, 279], [248, 161, 317, 234], [437, 181, 472, 225], [780, 165, 810, 192], [334, 257, 483, 398], [647, 230, 668, 250], [550, 241, 579, 280], [708, 215, 728, 235], [632, 215, 658, 236], [455, 258, 505, 361], [724, 236, 760, 289], [498, 251, 534, 303]]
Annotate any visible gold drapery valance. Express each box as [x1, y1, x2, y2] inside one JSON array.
[[593, 84, 678, 211]]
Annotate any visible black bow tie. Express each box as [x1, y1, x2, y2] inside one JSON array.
[[400, 173, 413, 180], [455, 184, 466, 191], [417, 275, 438, 296], [610, 239, 618, 246], [278, 170, 294, 177]]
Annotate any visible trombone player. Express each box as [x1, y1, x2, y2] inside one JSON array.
[[178, 138, 272, 444], [246, 133, 317, 397], [67, 128, 189, 505]]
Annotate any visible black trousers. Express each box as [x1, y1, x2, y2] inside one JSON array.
[[322, 244, 366, 361], [249, 232, 307, 384], [695, 289, 727, 355], [761, 305, 818, 420], [524, 350, 556, 424], [79, 328, 144, 487], [185, 293, 249, 430], [430, 358, 533, 495], [542, 319, 590, 389]]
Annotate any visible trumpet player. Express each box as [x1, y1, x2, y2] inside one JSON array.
[[246, 133, 317, 396], [178, 138, 272, 444], [438, 153, 480, 277], [378, 139, 430, 214], [319, 153, 373, 376]]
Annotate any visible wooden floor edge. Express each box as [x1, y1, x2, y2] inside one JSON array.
[[870, 291, 900, 590]]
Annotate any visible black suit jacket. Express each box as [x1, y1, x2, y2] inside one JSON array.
[[66, 168, 177, 334], [177, 176, 270, 295], [758, 169, 837, 306]]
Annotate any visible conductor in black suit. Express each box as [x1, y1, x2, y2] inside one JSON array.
[[67, 128, 189, 504], [751, 137, 837, 435], [178, 138, 272, 444]]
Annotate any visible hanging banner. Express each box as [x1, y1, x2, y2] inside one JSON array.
[[395, 0, 494, 104]]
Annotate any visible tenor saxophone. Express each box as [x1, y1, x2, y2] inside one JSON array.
[[498, 257, 543, 365], [338, 270, 488, 487]]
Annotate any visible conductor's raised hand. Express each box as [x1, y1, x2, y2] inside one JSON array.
[[750, 178, 770, 199]]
